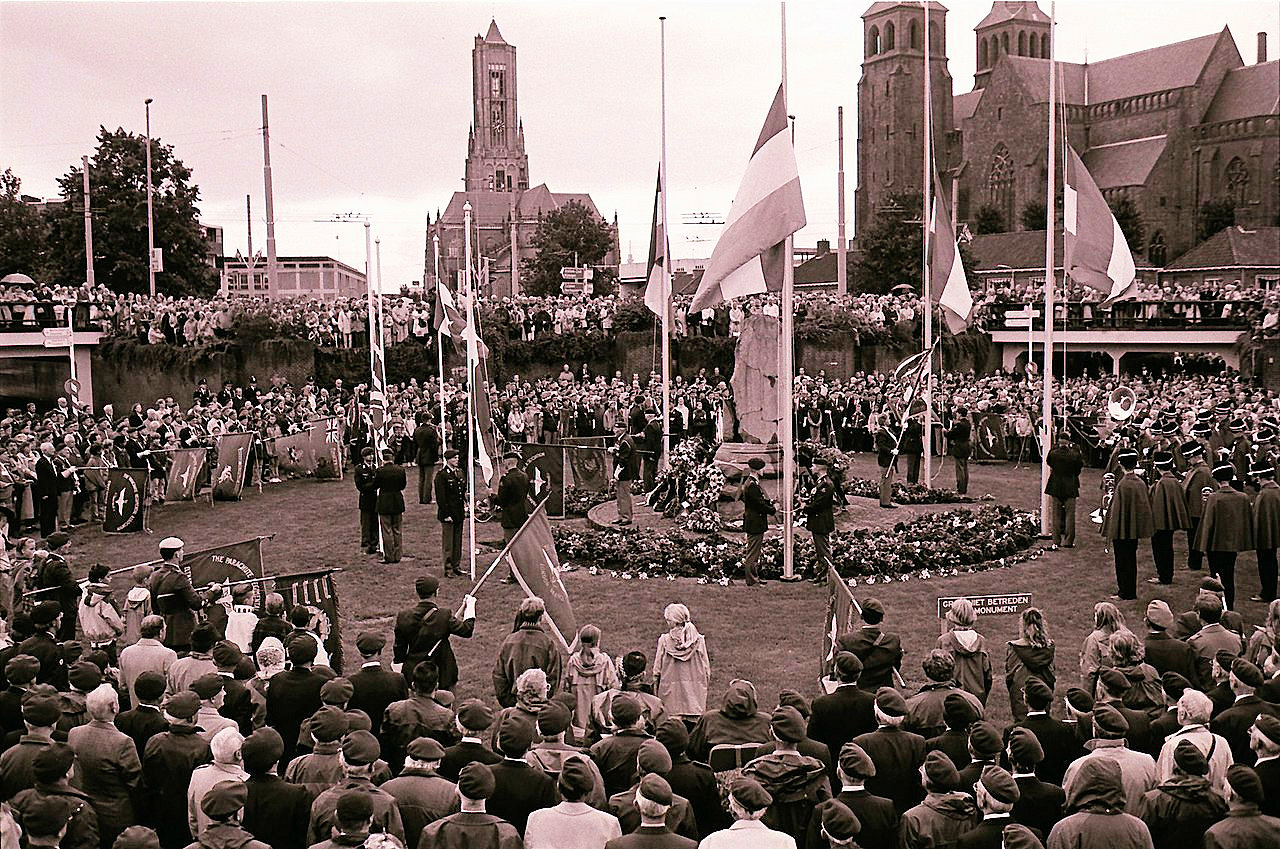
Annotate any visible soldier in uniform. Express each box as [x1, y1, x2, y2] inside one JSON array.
[[1252, 458, 1280, 603], [435, 449, 465, 578], [1181, 441, 1215, 572], [1228, 418, 1253, 484], [740, 458, 775, 587], [142, 691, 212, 847], [148, 537, 204, 655], [805, 457, 837, 571], [1103, 449, 1154, 601], [494, 452, 531, 584], [1196, 459, 1255, 611], [393, 576, 475, 692], [876, 412, 898, 509], [1148, 451, 1189, 586], [354, 447, 379, 555], [613, 419, 639, 526], [413, 414, 439, 505], [34, 532, 78, 642]]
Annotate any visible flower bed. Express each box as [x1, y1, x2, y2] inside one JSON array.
[[564, 486, 612, 518], [797, 440, 973, 504], [553, 503, 1041, 583]]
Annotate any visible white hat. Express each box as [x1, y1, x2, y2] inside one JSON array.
[[159, 537, 185, 551]]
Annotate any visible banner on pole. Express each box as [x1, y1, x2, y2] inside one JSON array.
[[270, 430, 315, 477], [164, 448, 206, 502], [310, 417, 345, 480], [518, 444, 565, 516], [507, 503, 576, 653], [973, 414, 1009, 461], [213, 433, 255, 500], [276, 570, 344, 674], [565, 446, 612, 492], [823, 565, 858, 678], [103, 468, 147, 533]]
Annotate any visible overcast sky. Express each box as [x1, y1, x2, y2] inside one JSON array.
[[2, 1, 1276, 290]]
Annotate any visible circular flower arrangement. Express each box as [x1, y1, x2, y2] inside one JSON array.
[[647, 438, 726, 526], [565, 486, 612, 518], [798, 439, 973, 504]]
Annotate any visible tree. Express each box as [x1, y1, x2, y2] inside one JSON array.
[[1108, 194, 1144, 252], [974, 204, 1005, 235], [525, 200, 615, 296], [1197, 198, 1236, 242], [853, 192, 920, 294], [1020, 199, 1047, 232], [0, 169, 51, 280], [44, 126, 216, 295]]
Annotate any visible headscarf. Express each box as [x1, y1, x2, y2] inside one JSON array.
[[255, 637, 286, 679], [664, 603, 702, 653]]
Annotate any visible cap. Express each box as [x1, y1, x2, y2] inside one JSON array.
[[1213, 401, 1232, 417], [1214, 648, 1238, 672], [875, 687, 907, 718], [834, 651, 863, 681], [638, 772, 674, 805], [1007, 726, 1044, 766], [355, 632, 386, 655], [1252, 459, 1276, 477], [1093, 703, 1130, 735], [345, 709, 372, 732], [32, 743, 75, 782], [820, 799, 860, 840], [45, 531, 70, 550], [1146, 600, 1175, 630], [1065, 688, 1094, 713], [1117, 448, 1139, 468], [1201, 576, 1227, 593], [777, 689, 811, 719], [457, 699, 494, 731], [1173, 739, 1210, 776], [415, 575, 440, 597], [321, 677, 355, 705], [310, 705, 349, 742], [31, 600, 62, 627], [159, 536, 184, 551], [164, 691, 201, 720], [635, 738, 672, 777], [656, 717, 690, 757], [923, 750, 960, 790], [1099, 668, 1130, 695], [336, 790, 374, 824], [729, 776, 772, 811], [861, 598, 885, 618], [4, 654, 39, 685], [611, 694, 642, 728], [969, 722, 1003, 758], [497, 713, 535, 757], [1229, 417, 1247, 433], [211, 642, 243, 668], [1001, 824, 1043, 849], [191, 673, 225, 700], [1161, 671, 1193, 700], [341, 730, 381, 765], [458, 762, 496, 799], [406, 737, 446, 760], [112, 826, 163, 849], [200, 780, 248, 818], [838, 742, 876, 779], [1253, 714, 1280, 746], [444, 449, 460, 460], [19, 795, 73, 838], [559, 757, 596, 798], [770, 705, 807, 743], [67, 660, 102, 692], [1226, 764, 1264, 804], [134, 671, 166, 702], [1023, 677, 1053, 710], [1231, 657, 1265, 688], [537, 700, 573, 736], [979, 765, 1020, 804], [241, 727, 285, 774], [747, 458, 766, 470], [1181, 440, 1205, 458]]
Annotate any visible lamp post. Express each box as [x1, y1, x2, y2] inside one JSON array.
[[144, 97, 156, 298]]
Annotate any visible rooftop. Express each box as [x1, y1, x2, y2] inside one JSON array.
[[1081, 135, 1168, 190], [975, 1, 1050, 30], [1165, 226, 1280, 271], [1202, 60, 1280, 124]]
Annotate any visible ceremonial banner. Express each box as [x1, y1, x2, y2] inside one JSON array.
[[1065, 145, 1137, 304], [973, 414, 1009, 461], [164, 448, 205, 502], [103, 468, 147, 533], [518, 443, 565, 516], [212, 433, 254, 501], [506, 503, 576, 653], [823, 565, 858, 678], [271, 430, 315, 477], [930, 166, 974, 333], [565, 446, 612, 492], [275, 569, 344, 674], [310, 417, 345, 480], [183, 538, 266, 596]]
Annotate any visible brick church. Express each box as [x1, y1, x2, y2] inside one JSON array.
[[856, 1, 1278, 267], [428, 20, 619, 298]]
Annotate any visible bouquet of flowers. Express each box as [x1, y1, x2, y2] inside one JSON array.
[[648, 438, 725, 518]]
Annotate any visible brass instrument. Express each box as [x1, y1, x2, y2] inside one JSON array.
[[1108, 387, 1138, 421], [1091, 472, 1117, 525]]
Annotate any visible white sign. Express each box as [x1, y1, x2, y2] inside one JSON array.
[[64, 379, 81, 398], [42, 328, 73, 347], [560, 267, 586, 281], [150, 248, 164, 272]]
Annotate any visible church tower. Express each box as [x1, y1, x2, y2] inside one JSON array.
[[465, 20, 529, 193], [855, 1, 955, 237], [973, 1, 1051, 88]]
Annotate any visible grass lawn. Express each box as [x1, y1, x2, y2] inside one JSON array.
[[61, 455, 1274, 726]]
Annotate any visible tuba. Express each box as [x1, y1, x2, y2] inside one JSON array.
[[1108, 387, 1138, 421]]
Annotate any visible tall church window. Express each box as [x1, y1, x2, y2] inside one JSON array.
[[489, 64, 505, 97], [496, 168, 506, 192], [885, 22, 895, 50], [989, 143, 1014, 228], [1148, 231, 1166, 266], [1225, 157, 1250, 205], [979, 37, 989, 68], [1041, 34, 1050, 57], [910, 20, 919, 49], [1001, 32, 1009, 54], [1018, 31, 1027, 55], [868, 26, 880, 56]]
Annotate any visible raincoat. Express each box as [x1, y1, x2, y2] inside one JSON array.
[[563, 648, 619, 732], [744, 750, 831, 842], [1007, 641, 1056, 722], [1136, 774, 1227, 849], [78, 582, 124, 647], [1047, 758, 1155, 849], [900, 791, 978, 849], [937, 628, 993, 704], [655, 621, 711, 718], [121, 585, 152, 646], [688, 680, 773, 762]]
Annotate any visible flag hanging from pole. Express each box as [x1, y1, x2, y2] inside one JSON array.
[[506, 502, 577, 654], [822, 564, 858, 678], [434, 269, 467, 342], [1064, 145, 1137, 304], [103, 468, 147, 533], [212, 433, 254, 501], [164, 448, 205, 502], [643, 165, 670, 318], [689, 84, 806, 312], [462, 291, 497, 485], [310, 417, 345, 480], [929, 168, 974, 334], [275, 569, 344, 674], [269, 430, 315, 477]]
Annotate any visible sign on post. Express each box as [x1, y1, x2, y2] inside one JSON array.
[[64, 378, 80, 399], [150, 248, 164, 272], [42, 327, 73, 347], [560, 267, 586, 281], [938, 593, 1033, 633]]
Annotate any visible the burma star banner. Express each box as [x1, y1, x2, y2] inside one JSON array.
[[1065, 145, 1137, 304], [212, 432, 255, 501], [270, 430, 315, 477], [643, 164, 670, 319], [518, 443, 565, 516], [275, 569, 344, 674], [164, 448, 205, 502], [103, 468, 147, 533], [310, 417, 345, 480], [689, 83, 806, 312], [930, 167, 974, 334], [506, 502, 577, 653], [823, 564, 858, 678]]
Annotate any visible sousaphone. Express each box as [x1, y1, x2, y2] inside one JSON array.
[[1108, 387, 1137, 421]]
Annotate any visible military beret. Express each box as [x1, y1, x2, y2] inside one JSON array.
[[200, 780, 248, 819], [770, 705, 807, 744], [4, 654, 39, 685], [537, 700, 573, 736], [730, 775, 772, 811], [558, 756, 595, 798], [344, 709, 372, 733], [1146, 600, 1175, 630], [861, 598, 885, 617], [67, 660, 102, 692], [443, 449, 459, 460], [1093, 703, 1130, 735], [838, 742, 876, 779], [777, 689, 811, 719], [21, 694, 60, 727], [875, 687, 907, 718], [637, 738, 673, 776], [497, 713, 535, 757], [241, 727, 285, 774], [406, 737, 446, 760], [924, 750, 960, 791], [944, 692, 981, 728], [1227, 764, 1265, 804], [1173, 739, 1210, 776], [320, 676, 355, 705], [190, 673, 225, 700], [415, 576, 440, 596], [458, 762, 496, 799], [969, 722, 1003, 758], [165, 691, 201, 720], [611, 694, 642, 728], [1099, 668, 1130, 695], [32, 742, 75, 782], [638, 772, 674, 806], [19, 794, 74, 838], [311, 705, 349, 743], [820, 799, 861, 840], [30, 600, 62, 627], [1200, 576, 1226, 593], [134, 671, 166, 702], [979, 765, 1020, 804], [45, 531, 70, 550], [112, 826, 163, 849], [1214, 648, 1239, 671], [834, 651, 863, 681], [211, 642, 243, 668], [355, 632, 386, 655], [341, 730, 381, 765], [1161, 671, 1193, 700], [84, 650, 109, 673], [1001, 824, 1043, 849], [1231, 658, 1265, 688], [747, 457, 766, 470], [336, 789, 374, 824], [1065, 688, 1094, 713], [656, 717, 690, 757], [1008, 727, 1044, 766], [457, 699, 494, 731], [1254, 714, 1280, 746], [1023, 677, 1054, 709]]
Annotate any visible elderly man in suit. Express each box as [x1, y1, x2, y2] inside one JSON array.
[[346, 632, 407, 739], [374, 448, 407, 564]]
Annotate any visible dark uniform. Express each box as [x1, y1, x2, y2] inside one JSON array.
[[740, 463, 775, 586], [1149, 459, 1190, 585], [1253, 471, 1280, 602], [355, 456, 379, 553], [1045, 440, 1084, 547], [1196, 478, 1255, 610], [495, 463, 531, 543], [348, 663, 408, 740], [1103, 458, 1155, 600], [149, 560, 203, 653], [805, 467, 836, 570], [435, 460, 465, 577], [142, 724, 212, 847], [374, 457, 407, 564], [35, 551, 79, 642], [947, 415, 973, 495], [413, 421, 439, 504], [393, 598, 474, 692], [1181, 448, 1215, 571], [875, 424, 898, 508]]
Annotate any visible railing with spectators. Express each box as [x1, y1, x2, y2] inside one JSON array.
[[991, 299, 1259, 331], [0, 302, 101, 332]]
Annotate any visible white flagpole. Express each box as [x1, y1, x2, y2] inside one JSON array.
[[433, 233, 448, 457], [464, 201, 478, 582], [1040, 1, 1057, 537], [922, 0, 934, 485], [780, 1, 797, 581], [660, 16, 672, 471]]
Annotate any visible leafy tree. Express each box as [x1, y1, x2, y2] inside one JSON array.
[[44, 127, 216, 295], [0, 169, 51, 280], [853, 193, 920, 294], [1108, 194, 1144, 251], [526, 200, 615, 296], [1020, 199, 1047, 232], [974, 203, 1005, 235], [1197, 198, 1236, 242]]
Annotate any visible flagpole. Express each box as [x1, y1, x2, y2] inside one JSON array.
[[659, 15, 672, 471], [433, 232, 448, 457], [1040, 1, 1057, 537], [464, 200, 478, 582], [922, 0, 934, 486], [779, 1, 797, 582]]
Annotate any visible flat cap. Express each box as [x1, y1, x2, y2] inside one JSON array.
[[729, 775, 772, 811], [875, 687, 907, 718], [838, 742, 876, 779], [164, 691, 201, 720], [159, 536, 184, 551], [45, 531, 70, 550], [611, 694, 642, 728], [1066, 688, 1094, 715], [559, 757, 595, 798], [637, 738, 673, 775], [747, 457, 766, 470], [355, 632, 386, 655], [777, 689, 811, 719], [200, 780, 248, 818], [321, 676, 355, 705], [211, 642, 243, 668], [923, 750, 960, 791], [112, 826, 162, 849], [1008, 727, 1044, 766], [4, 654, 39, 684], [1099, 668, 1130, 695], [341, 730, 381, 765], [770, 705, 807, 744], [1093, 703, 1130, 735], [241, 727, 285, 774], [191, 673, 225, 700], [1145, 600, 1175, 629], [458, 762, 496, 799], [980, 765, 1020, 804], [21, 695, 61, 727], [834, 651, 863, 681], [311, 705, 349, 742], [944, 692, 981, 728], [861, 598, 885, 617], [406, 737, 446, 760], [1215, 648, 1239, 671], [344, 709, 372, 732], [638, 772, 673, 806], [134, 671, 166, 702], [415, 575, 440, 596]]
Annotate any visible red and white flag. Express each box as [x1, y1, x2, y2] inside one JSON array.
[[643, 165, 670, 319], [689, 84, 806, 312], [461, 291, 496, 485], [434, 271, 466, 342], [1065, 145, 1137, 304], [506, 501, 577, 654], [930, 168, 973, 334]]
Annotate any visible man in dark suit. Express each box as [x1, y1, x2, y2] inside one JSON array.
[[392, 576, 475, 692], [614, 420, 639, 526], [851, 687, 926, 813], [19, 601, 67, 690], [212, 642, 256, 736], [1211, 658, 1280, 765], [808, 652, 876, 773], [434, 450, 465, 578], [927, 694, 980, 772], [412, 416, 439, 504], [487, 714, 558, 835], [1012, 678, 1085, 786], [1143, 601, 1199, 682], [836, 598, 903, 692], [805, 457, 837, 570], [642, 413, 664, 493], [901, 414, 925, 485], [440, 699, 502, 781], [805, 742, 898, 849], [33, 441, 60, 538], [655, 716, 726, 838], [947, 408, 973, 495], [1045, 433, 1084, 548], [1250, 715, 1280, 817], [241, 727, 311, 849], [1005, 727, 1066, 839], [495, 452, 531, 584], [347, 632, 407, 739], [265, 636, 327, 771], [740, 457, 774, 586], [114, 671, 169, 758], [355, 447, 379, 554], [374, 449, 407, 564]]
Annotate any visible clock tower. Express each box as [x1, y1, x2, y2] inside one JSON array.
[[466, 19, 529, 193]]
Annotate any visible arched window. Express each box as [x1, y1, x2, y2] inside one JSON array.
[[1018, 31, 1027, 55], [1226, 157, 1250, 205], [885, 21, 895, 50], [1001, 32, 1009, 54], [868, 25, 880, 56], [496, 168, 506, 192], [1148, 231, 1167, 266], [1041, 34, 1050, 58], [931, 26, 940, 51], [909, 20, 919, 49], [979, 37, 989, 68], [989, 143, 1015, 228]]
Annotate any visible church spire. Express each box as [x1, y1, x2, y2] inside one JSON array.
[[484, 18, 506, 44]]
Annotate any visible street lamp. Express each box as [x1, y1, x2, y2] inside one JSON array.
[[144, 98, 155, 298]]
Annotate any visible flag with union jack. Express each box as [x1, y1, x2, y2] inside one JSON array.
[[367, 290, 388, 454], [310, 416, 345, 480]]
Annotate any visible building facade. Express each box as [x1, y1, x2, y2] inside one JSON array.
[[219, 256, 365, 300]]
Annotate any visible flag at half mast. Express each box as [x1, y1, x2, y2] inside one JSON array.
[[433, 268, 467, 343], [643, 165, 670, 319], [462, 290, 497, 486], [1064, 145, 1137, 304], [930, 167, 974, 334], [689, 84, 806, 312]]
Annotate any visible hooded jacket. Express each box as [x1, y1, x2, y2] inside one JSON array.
[[655, 622, 711, 718], [78, 582, 124, 645], [938, 629, 993, 704], [1006, 641, 1056, 721], [563, 648, 619, 730], [122, 585, 152, 646], [1114, 661, 1164, 715], [181, 821, 271, 849], [688, 680, 772, 762], [1047, 759, 1153, 849], [745, 750, 832, 840], [900, 791, 978, 849], [1136, 775, 1228, 849]]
